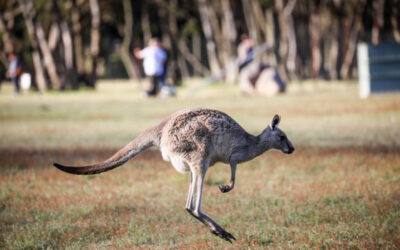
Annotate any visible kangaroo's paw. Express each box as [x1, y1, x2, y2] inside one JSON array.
[[210, 225, 236, 243], [218, 184, 233, 193]]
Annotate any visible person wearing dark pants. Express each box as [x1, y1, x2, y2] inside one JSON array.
[[7, 52, 21, 95], [148, 75, 161, 96]]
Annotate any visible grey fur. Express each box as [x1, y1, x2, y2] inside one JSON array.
[[53, 108, 294, 242]]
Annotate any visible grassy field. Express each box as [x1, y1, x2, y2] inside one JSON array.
[[1, 80, 399, 249]]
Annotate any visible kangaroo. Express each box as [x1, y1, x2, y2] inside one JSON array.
[[53, 108, 294, 242]]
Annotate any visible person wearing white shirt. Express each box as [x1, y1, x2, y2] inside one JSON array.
[[134, 38, 167, 96]]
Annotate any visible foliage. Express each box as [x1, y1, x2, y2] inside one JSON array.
[[0, 0, 399, 90]]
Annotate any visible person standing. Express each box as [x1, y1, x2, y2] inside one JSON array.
[[157, 40, 168, 89], [6, 52, 22, 95], [134, 38, 167, 97]]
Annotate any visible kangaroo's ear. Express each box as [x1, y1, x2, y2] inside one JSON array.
[[271, 114, 280, 130]]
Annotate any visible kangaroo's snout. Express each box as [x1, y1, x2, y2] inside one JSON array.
[[284, 140, 295, 154], [283, 146, 294, 154]]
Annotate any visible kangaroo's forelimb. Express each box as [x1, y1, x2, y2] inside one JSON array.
[[218, 163, 236, 193]]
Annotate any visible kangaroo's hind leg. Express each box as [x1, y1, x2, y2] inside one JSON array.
[[185, 160, 236, 242]]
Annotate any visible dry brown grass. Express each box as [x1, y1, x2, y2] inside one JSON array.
[[0, 80, 399, 248]]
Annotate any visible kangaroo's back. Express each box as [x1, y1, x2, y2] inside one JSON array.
[[160, 108, 249, 164]]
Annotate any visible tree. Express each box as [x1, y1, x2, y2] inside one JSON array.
[[372, 0, 385, 45], [88, 0, 100, 87], [18, 0, 47, 91], [309, 0, 321, 80], [1, 0, 400, 91], [391, 0, 400, 42], [340, 0, 366, 80], [121, 0, 140, 79], [70, 0, 85, 79], [197, 0, 221, 75]]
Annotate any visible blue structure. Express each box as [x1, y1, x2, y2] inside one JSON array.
[[357, 42, 400, 98]]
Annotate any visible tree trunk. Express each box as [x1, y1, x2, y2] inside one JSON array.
[[60, 21, 78, 89], [47, 23, 59, 52], [221, 0, 237, 83], [141, 2, 152, 44], [241, 0, 259, 45], [309, 1, 321, 80], [89, 0, 100, 87], [221, 0, 236, 52], [70, 0, 85, 78], [284, 0, 297, 80], [372, 0, 385, 45], [51, 0, 78, 90], [17, 0, 47, 91], [340, 25, 358, 79], [391, 0, 400, 42], [177, 39, 209, 75], [340, 0, 366, 79], [197, 0, 221, 75], [165, 0, 181, 83], [0, 51, 7, 67], [19, 2, 47, 90], [329, 13, 339, 80], [0, 13, 14, 54], [31, 51, 47, 91], [275, 0, 289, 81], [251, 0, 266, 37], [192, 34, 202, 76], [265, 9, 277, 66], [203, 0, 237, 81], [207, 2, 224, 57], [36, 24, 62, 89], [177, 53, 189, 78], [121, 0, 140, 79]]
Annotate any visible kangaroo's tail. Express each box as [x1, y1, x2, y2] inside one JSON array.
[[53, 126, 162, 175]]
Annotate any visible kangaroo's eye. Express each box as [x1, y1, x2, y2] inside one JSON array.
[[279, 135, 285, 141]]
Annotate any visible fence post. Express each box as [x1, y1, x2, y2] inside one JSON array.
[[357, 43, 370, 98]]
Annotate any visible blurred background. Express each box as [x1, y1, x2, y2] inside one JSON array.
[[0, 0, 399, 89], [1, 0, 400, 248]]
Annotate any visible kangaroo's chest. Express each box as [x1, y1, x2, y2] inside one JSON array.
[[209, 134, 234, 164]]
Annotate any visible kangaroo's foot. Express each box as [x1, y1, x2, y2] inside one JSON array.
[[218, 184, 233, 193], [219, 163, 236, 193], [187, 208, 236, 243], [209, 223, 236, 243]]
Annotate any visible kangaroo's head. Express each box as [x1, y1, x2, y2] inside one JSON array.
[[260, 114, 295, 154]]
